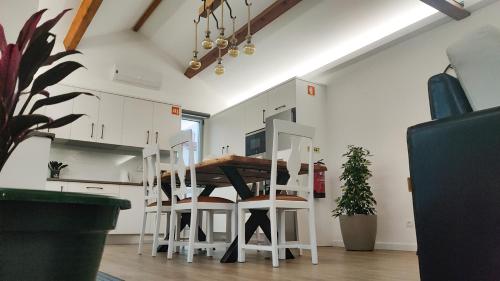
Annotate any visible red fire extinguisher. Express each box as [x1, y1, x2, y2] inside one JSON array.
[[314, 159, 326, 198]]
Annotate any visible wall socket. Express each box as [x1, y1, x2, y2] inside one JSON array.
[[406, 220, 414, 228]]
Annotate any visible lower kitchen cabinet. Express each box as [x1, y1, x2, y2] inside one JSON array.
[[45, 181, 165, 235]]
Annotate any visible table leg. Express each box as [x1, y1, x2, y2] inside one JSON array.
[[219, 166, 294, 263]]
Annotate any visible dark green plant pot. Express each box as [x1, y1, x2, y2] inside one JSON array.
[[0, 188, 131, 281]]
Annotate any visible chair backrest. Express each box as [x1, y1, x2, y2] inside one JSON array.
[[142, 144, 162, 204], [270, 119, 315, 201], [169, 130, 197, 205]]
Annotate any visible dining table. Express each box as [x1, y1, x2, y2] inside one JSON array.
[[159, 154, 327, 263]]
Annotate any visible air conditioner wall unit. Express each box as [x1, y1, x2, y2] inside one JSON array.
[[111, 64, 162, 90]]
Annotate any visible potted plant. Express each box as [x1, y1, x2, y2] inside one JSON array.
[[332, 145, 377, 251], [0, 9, 130, 280], [48, 161, 68, 178]]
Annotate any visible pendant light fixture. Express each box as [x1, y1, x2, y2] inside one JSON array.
[[243, 0, 255, 55], [215, 0, 229, 49], [228, 16, 239, 57], [201, 7, 214, 49], [214, 48, 225, 75], [189, 19, 202, 70]]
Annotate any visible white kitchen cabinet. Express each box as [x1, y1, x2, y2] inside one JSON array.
[[112, 185, 143, 234], [153, 103, 181, 150], [204, 106, 245, 157], [64, 182, 120, 196], [97, 93, 124, 145], [44, 85, 74, 139], [45, 181, 66, 192], [70, 91, 100, 142], [244, 92, 269, 133], [268, 79, 296, 115], [122, 97, 154, 148]]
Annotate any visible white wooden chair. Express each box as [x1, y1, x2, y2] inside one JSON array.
[[167, 130, 236, 263], [137, 144, 171, 256], [237, 120, 318, 267]]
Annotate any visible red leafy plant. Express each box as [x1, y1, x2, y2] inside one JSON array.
[[0, 9, 92, 171]]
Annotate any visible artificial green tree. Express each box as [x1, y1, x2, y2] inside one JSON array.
[[332, 145, 376, 217]]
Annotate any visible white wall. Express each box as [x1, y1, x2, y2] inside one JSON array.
[[323, 1, 500, 251], [0, 0, 38, 41], [49, 143, 143, 183]]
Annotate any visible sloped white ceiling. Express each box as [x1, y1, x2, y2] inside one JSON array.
[[32, 0, 493, 113]]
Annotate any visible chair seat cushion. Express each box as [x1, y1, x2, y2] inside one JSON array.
[[178, 196, 234, 204], [147, 200, 171, 207], [242, 194, 307, 202]]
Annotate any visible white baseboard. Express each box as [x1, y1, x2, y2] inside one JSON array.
[[332, 240, 417, 252]]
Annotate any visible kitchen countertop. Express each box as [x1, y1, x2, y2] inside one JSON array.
[[47, 178, 142, 186]]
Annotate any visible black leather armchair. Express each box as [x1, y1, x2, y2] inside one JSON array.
[[407, 73, 500, 281]]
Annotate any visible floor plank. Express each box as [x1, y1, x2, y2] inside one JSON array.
[[99, 245, 420, 281]]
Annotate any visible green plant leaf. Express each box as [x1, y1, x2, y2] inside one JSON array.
[[16, 9, 46, 53], [8, 114, 51, 141], [37, 114, 85, 130], [18, 32, 56, 92], [43, 50, 81, 66], [29, 92, 93, 114], [29, 9, 71, 46], [30, 61, 84, 95], [0, 24, 6, 51]]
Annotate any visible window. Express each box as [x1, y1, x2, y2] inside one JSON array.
[[181, 116, 203, 163]]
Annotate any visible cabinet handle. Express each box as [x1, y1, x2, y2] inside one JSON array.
[[60, 186, 63, 192], [101, 124, 104, 139], [222, 146, 225, 155], [86, 186, 104, 190], [262, 109, 266, 124], [226, 145, 230, 154], [146, 130, 150, 144], [274, 105, 286, 111], [155, 132, 159, 143], [91, 123, 94, 138]]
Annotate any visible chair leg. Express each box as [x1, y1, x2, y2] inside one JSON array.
[[207, 211, 214, 257], [165, 212, 170, 240], [138, 211, 147, 255], [237, 206, 246, 263], [270, 206, 279, 268], [308, 207, 318, 265], [278, 210, 286, 260], [151, 208, 161, 257], [231, 205, 237, 241], [167, 210, 177, 259], [187, 208, 198, 263], [225, 210, 231, 243], [176, 214, 182, 253]]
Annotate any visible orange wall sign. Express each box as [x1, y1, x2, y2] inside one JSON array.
[[307, 85, 316, 96], [171, 106, 180, 116]]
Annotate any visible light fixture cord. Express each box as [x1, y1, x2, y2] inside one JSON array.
[[194, 20, 199, 52], [220, 0, 224, 31], [207, 8, 211, 33], [232, 17, 236, 40], [246, 2, 251, 36]]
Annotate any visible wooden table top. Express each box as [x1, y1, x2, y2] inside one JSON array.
[[161, 154, 327, 187]]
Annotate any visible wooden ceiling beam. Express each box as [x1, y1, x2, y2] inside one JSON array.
[[133, 0, 163, 32], [185, 0, 302, 79], [420, 0, 470, 20], [63, 0, 103, 50], [198, 0, 223, 18]]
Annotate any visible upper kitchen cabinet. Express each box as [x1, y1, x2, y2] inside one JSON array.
[[97, 93, 124, 145], [153, 103, 181, 150], [244, 92, 269, 133], [205, 106, 245, 157], [44, 85, 74, 139], [70, 90, 100, 142], [122, 97, 154, 148], [268, 79, 296, 116]]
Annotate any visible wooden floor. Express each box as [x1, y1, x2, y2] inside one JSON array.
[[99, 244, 420, 281]]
